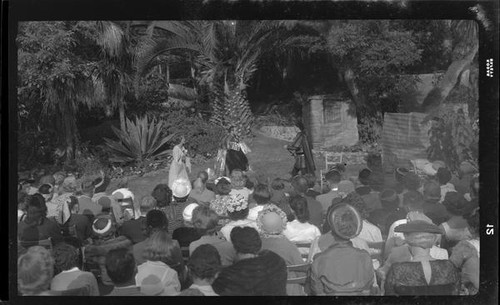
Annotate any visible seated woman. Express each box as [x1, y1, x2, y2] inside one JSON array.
[[229, 170, 253, 202], [257, 204, 305, 296], [439, 192, 475, 252], [219, 194, 257, 241], [306, 203, 375, 296], [283, 196, 321, 257], [384, 221, 461, 295], [184, 244, 222, 296], [449, 212, 479, 295], [50, 242, 99, 295], [18, 246, 55, 296], [136, 230, 184, 295], [212, 227, 287, 295]]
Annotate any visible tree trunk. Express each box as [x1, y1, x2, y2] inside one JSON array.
[[421, 44, 478, 114], [343, 68, 366, 109], [62, 110, 76, 164], [119, 103, 126, 131]]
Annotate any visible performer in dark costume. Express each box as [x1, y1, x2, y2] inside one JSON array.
[[215, 127, 251, 176], [286, 121, 315, 177]]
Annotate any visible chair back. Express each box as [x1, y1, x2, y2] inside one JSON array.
[[52, 286, 91, 296], [180, 246, 190, 264], [294, 242, 312, 261], [287, 263, 311, 285], [19, 238, 53, 252]]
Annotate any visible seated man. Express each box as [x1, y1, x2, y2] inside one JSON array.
[[119, 195, 156, 244], [105, 248, 143, 296], [306, 203, 375, 296], [212, 227, 287, 296], [355, 168, 382, 213], [316, 170, 342, 213]]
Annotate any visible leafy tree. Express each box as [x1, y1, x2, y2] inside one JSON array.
[[17, 21, 104, 163]]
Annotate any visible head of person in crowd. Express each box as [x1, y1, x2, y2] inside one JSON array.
[[92, 216, 116, 240], [403, 172, 421, 192], [271, 178, 285, 192], [97, 195, 112, 215], [459, 161, 478, 178], [38, 184, 54, 202], [192, 206, 219, 236], [139, 196, 157, 217], [337, 180, 355, 198], [338, 191, 370, 221], [436, 167, 452, 186], [60, 175, 78, 194], [187, 244, 221, 285], [197, 171, 209, 184], [325, 170, 342, 190], [230, 169, 246, 190], [423, 180, 442, 203], [244, 174, 254, 190], [18, 191, 29, 214], [144, 209, 169, 236], [256, 204, 288, 238], [253, 184, 271, 205], [215, 177, 232, 195], [151, 184, 173, 208], [52, 242, 81, 275], [25, 194, 48, 225], [230, 226, 262, 261], [358, 168, 373, 186], [395, 220, 443, 250], [379, 189, 400, 211], [327, 203, 363, 242], [67, 195, 80, 215], [105, 248, 137, 287], [18, 246, 54, 295], [289, 195, 310, 223], [80, 179, 95, 197], [182, 203, 199, 227], [192, 178, 205, 194], [93, 171, 109, 194], [172, 178, 192, 203], [395, 167, 409, 185], [291, 175, 308, 195], [226, 194, 249, 221], [401, 190, 424, 212], [442, 191, 474, 217], [304, 173, 317, 189], [143, 230, 179, 266], [39, 175, 56, 187]]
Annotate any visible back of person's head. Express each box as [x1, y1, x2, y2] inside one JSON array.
[[358, 168, 372, 186], [26, 194, 47, 223], [395, 167, 410, 184], [215, 178, 232, 195], [151, 184, 172, 208], [230, 226, 261, 255], [403, 172, 421, 191], [436, 167, 452, 185], [326, 204, 363, 241], [92, 216, 116, 239], [303, 173, 317, 188], [379, 189, 399, 210], [39, 175, 56, 186], [105, 248, 136, 285], [244, 175, 254, 190], [143, 230, 178, 265], [52, 242, 79, 274], [423, 180, 441, 202], [18, 191, 29, 211], [230, 170, 246, 189], [145, 210, 168, 235], [192, 178, 204, 191], [403, 190, 424, 212], [291, 175, 308, 194], [38, 184, 53, 196], [289, 195, 310, 223], [325, 170, 341, 185], [188, 244, 221, 281], [253, 184, 271, 205], [197, 171, 209, 184], [337, 191, 370, 220], [81, 179, 95, 195], [139, 196, 157, 214], [18, 246, 54, 295], [270, 178, 285, 191], [465, 211, 479, 236], [192, 206, 219, 235]]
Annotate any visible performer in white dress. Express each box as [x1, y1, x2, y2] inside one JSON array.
[[168, 136, 191, 189]]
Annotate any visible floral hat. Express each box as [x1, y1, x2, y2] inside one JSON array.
[[256, 204, 288, 235], [225, 194, 248, 213]]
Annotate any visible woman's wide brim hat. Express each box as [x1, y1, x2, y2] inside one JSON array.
[[171, 179, 192, 199], [327, 204, 363, 240], [394, 220, 443, 234]]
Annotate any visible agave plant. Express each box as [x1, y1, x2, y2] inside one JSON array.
[[104, 116, 176, 164]]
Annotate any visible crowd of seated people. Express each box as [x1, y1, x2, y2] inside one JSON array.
[[17, 160, 480, 296]]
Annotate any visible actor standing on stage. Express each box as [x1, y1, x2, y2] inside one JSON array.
[[286, 121, 315, 177], [169, 136, 191, 188]]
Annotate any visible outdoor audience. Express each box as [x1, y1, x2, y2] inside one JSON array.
[[17, 159, 478, 296]]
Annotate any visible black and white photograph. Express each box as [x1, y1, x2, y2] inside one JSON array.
[[3, 0, 498, 303]]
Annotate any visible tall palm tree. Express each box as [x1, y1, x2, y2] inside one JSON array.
[[134, 20, 291, 139]]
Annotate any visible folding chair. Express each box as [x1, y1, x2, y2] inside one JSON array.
[[286, 263, 311, 285], [294, 242, 312, 262]]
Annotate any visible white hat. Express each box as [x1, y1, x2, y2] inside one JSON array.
[[171, 179, 192, 199], [112, 188, 135, 201], [182, 203, 199, 222], [247, 205, 264, 221]]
